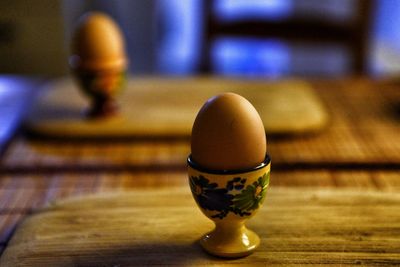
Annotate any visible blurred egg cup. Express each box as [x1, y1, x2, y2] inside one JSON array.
[[69, 12, 128, 118], [187, 155, 271, 258], [70, 59, 126, 118]]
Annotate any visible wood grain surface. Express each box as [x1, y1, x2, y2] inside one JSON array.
[[26, 77, 329, 137], [0, 170, 397, 263], [1, 187, 399, 266]]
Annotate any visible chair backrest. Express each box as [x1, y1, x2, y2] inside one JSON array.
[[200, 0, 373, 75]]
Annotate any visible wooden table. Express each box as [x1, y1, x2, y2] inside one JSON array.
[[0, 77, 399, 266]]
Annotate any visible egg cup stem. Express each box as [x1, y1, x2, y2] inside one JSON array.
[[88, 96, 118, 118], [200, 222, 260, 258]]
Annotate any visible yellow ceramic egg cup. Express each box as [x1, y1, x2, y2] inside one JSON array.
[[69, 12, 128, 119], [188, 155, 271, 258]]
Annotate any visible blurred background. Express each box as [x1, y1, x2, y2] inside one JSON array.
[[0, 0, 399, 78]]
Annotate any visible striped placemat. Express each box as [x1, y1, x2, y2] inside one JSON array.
[[270, 79, 400, 165], [2, 79, 400, 170]]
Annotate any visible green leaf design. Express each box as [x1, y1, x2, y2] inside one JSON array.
[[232, 172, 269, 212], [189, 171, 270, 218]]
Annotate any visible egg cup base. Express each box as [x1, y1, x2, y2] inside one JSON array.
[[87, 97, 118, 118], [200, 225, 260, 258]]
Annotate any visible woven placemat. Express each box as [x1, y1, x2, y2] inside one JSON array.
[[269, 79, 400, 165], [3, 79, 399, 169]]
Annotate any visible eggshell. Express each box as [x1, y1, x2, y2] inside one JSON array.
[[191, 92, 267, 171], [70, 12, 127, 71]]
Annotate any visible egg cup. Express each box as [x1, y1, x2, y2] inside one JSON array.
[[73, 68, 126, 118], [188, 155, 271, 258]]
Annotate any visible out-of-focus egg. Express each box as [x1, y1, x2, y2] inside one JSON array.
[[191, 92, 267, 171], [70, 12, 127, 71]]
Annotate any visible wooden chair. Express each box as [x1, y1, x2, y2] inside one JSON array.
[[200, 0, 373, 75]]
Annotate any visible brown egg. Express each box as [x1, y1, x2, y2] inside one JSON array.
[[191, 92, 267, 171], [70, 12, 127, 71]]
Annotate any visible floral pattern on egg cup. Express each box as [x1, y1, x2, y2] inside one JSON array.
[[188, 155, 271, 258]]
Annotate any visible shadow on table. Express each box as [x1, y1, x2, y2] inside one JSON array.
[[4, 241, 238, 266]]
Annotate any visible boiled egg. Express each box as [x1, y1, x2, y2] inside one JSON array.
[[191, 92, 267, 170], [70, 12, 127, 71]]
